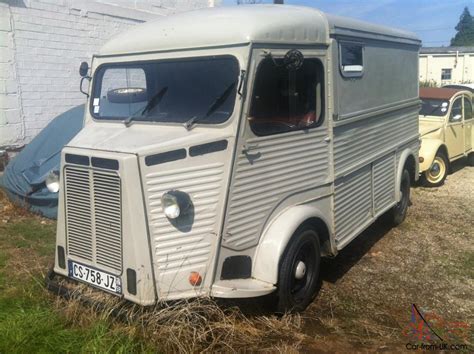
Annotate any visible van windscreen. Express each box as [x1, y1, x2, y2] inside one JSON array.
[[91, 56, 239, 125]]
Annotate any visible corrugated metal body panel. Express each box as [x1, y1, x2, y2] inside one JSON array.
[[374, 154, 395, 213], [65, 166, 93, 261], [145, 162, 225, 285], [64, 166, 123, 273], [333, 107, 418, 174], [334, 166, 372, 243], [223, 129, 329, 251], [93, 171, 122, 272], [332, 105, 419, 247]]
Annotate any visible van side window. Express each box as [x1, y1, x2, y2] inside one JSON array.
[[450, 97, 462, 122], [249, 58, 323, 136], [464, 97, 472, 120], [340, 43, 364, 77]]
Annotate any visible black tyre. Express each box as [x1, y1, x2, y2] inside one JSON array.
[[421, 151, 448, 187], [390, 169, 411, 226], [468, 153, 474, 166], [276, 227, 321, 313]]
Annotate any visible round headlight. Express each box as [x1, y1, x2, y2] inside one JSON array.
[[46, 171, 60, 193], [161, 192, 180, 219]]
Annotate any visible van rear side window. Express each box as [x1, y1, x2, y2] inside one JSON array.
[[340, 43, 364, 77]]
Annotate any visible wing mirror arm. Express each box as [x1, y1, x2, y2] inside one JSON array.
[[80, 76, 91, 97]]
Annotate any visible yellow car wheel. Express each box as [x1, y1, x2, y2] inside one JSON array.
[[423, 153, 448, 187]]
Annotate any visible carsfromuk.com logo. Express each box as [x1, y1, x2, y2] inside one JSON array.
[[402, 304, 471, 351]]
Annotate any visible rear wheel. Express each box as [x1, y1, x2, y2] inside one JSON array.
[[468, 152, 474, 166], [422, 152, 448, 187], [276, 227, 321, 313], [390, 169, 411, 226]]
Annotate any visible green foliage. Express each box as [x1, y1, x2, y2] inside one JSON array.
[[0, 296, 145, 353], [0, 220, 56, 257], [419, 80, 438, 88], [451, 7, 474, 46]]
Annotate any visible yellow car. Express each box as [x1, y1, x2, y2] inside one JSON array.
[[419, 87, 474, 186]]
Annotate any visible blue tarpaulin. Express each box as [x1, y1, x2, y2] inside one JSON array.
[[1, 105, 84, 219]]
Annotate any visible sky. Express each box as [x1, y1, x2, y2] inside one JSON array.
[[221, 0, 474, 47]]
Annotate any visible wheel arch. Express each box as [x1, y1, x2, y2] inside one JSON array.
[[419, 139, 448, 173], [396, 148, 418, 201], [252, 204, 334, 285]]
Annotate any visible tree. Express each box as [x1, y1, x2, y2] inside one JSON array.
[[450, 7, 474, 46]]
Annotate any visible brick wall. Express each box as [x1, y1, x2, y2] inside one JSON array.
[[0, 0, 212, 151]]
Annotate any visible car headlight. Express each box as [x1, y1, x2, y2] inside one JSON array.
[[45, 171, 60, 193], [161, 190, 192, 220], [161, 192, 180, 219]]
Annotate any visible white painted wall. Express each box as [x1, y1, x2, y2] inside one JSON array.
[[419, 52, 474, 86], [0, 0, 212, 150]]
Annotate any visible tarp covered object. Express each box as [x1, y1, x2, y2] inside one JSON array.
[[1, 105, 84, 219]]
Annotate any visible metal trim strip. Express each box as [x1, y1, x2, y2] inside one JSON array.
[[145, 149, 187, 166]]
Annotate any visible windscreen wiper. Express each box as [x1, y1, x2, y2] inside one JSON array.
[[183, 82, 236, 130], [124, 86, 168, 127]]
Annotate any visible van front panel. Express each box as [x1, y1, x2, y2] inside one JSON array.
[[55, 147, 156, 305], [139, 137, 236, 300]]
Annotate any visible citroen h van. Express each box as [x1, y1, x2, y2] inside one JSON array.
[[48, 5, 421, 312]]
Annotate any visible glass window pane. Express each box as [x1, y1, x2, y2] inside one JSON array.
[[249, 58, 323, 136], [441, 68, 452, 81], [341, 43, 363, 75], [419, 99, 449, 117], [450, 97, 462, 122], [464, 97, 472, 120], [91, 56, 239, 125]]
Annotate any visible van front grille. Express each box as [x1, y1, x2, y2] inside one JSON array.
[[64, 165, 123, 273]]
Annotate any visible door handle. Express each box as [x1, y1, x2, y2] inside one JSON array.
[[324, 136, 331, 143]]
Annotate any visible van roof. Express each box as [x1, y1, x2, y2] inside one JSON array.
[[97, 5, 420, 57]]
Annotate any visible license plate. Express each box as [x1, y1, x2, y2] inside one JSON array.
[[68, 260, 122, 294]]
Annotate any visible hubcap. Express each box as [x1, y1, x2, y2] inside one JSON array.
[[295, 261, 306, 280], [426, 156, 446, 184]]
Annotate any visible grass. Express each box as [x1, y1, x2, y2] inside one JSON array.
[[0, 194, 148, 353]]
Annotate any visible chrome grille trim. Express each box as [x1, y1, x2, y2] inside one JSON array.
[[64, 165, 123, 273]]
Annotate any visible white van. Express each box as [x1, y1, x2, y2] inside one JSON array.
[[48, 5, 421, 312]]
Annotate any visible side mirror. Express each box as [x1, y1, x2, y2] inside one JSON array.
[[79, 62, 91, 97], [79, 61, 89, 77]]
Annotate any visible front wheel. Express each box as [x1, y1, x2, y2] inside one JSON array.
[[422, 152, 448, 187], [390, 169, 411, 226], [276, 227, 321, 313]]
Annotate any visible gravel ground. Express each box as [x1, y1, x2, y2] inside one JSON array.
[[302, 161, 473, 351]]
